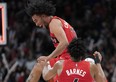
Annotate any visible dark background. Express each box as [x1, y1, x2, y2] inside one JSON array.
[[0, 0, 116, 82]]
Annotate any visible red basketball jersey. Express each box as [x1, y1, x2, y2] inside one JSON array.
[[57, 59, 94, 82], [49, 16, 77, 59]]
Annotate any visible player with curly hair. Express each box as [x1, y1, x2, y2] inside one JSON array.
[[25, 0, 77, 82], [42, 38, 107, 82]]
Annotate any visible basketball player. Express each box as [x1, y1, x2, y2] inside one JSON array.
[[25, 0, 77, 82], [42, 38, 107, 82]]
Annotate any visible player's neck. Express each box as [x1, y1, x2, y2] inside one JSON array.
[[48, 16, 53, 23]]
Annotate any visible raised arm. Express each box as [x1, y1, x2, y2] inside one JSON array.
[[92, 51, 107, 82]]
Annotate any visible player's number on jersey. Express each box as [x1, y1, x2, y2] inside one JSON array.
[[73, 78, 79, 82]]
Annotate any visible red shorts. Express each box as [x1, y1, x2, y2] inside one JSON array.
[[49, 53, 70, 67]]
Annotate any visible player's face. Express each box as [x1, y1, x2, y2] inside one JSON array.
[[32, 14, 44, 27]]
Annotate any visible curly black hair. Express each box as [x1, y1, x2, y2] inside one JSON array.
[[25, 0, 56, 16], [67, 38, 87, 60]]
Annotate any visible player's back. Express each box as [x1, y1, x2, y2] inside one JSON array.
[[57, 59, 94, 82]]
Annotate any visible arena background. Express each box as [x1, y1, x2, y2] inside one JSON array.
[[0, 0, 116, 82]]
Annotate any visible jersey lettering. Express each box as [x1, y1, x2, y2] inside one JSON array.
[[66, 68, 86, 77]]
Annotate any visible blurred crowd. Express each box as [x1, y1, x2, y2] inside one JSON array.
[[0, 0, 116, 82]]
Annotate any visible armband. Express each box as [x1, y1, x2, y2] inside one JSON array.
[[94, 54, 100, 64]]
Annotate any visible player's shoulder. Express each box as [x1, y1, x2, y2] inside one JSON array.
[[49, 18, 63, 32], [49, 17, 62, 26]]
